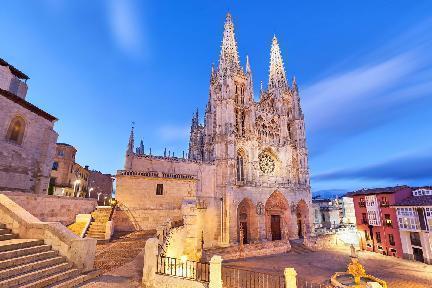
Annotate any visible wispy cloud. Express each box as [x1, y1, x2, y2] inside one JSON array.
[[302, 19, 432, 156], [106, 0, 148, 58], [313, 151, 432, 182], [157, 125, 189, 142]]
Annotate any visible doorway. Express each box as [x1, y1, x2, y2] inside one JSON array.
[[240, 220, 248, 244], [413, 247, 424, 263], [297, 219, 303, 238], [271, 215, 281, 241]]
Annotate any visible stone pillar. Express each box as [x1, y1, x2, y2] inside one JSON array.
[[209, 255, 223, 288], [182, 197, 200, 260], [284, 267, 297, 288], [142, 238, 159, 288]]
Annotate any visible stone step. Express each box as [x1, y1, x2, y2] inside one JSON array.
[[19, 267, 80, 288], [0, 234, 16, 241], [87, 228, 105, 233], [0, 261, 71, 288], [0, 250, 58, 270], [0, 255, 65, 280], [0, 229, 11, 235], [0, 244, 51, 261], [86, 233, 105, 239], [89, 223, 105, 228], [0, 239, 44, 253], [49, 270, 102, 288]]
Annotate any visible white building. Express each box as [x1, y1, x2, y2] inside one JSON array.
[[342, 196, 356, 225], [394, 187, 432, 264]]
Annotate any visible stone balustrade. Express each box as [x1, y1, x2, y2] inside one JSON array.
[[117, 170, 196, 180]]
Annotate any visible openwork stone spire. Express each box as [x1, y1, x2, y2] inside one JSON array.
[[219, 13, 240, 72], [245, 55, 251, 74], [127, 123, 135, 155], [268, 35, 288, 90]]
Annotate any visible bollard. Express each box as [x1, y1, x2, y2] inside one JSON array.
[[209, 255, 223, 288], [284, 267, 297, 288], [142, 238, 159, 288]]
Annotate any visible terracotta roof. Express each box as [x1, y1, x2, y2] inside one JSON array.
[[0, 58, 29, 80], [0, 88, 57, 122], [57, 143, 74, 147], [346, 185, 411, 197], [393, 195, 432, 207]]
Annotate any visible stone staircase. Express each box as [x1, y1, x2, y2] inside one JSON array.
[[0, 223, 95, 288], [85, 207, 112, 242], [289, 239, 314, 255]]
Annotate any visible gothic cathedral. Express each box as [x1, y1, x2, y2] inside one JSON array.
[[116, 13, 311, 248]]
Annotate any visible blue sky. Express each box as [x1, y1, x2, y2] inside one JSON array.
[[1, 1, 432, 196]]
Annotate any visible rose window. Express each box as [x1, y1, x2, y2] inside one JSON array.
[[258, 152, 275, 174]]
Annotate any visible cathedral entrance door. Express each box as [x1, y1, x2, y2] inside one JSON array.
[[240, 221, 248, 244], [271, 215, 281, 241], [297, 219, 303, 238]]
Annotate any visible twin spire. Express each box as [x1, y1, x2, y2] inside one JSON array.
[[268, 35, 288, 90], [218, 13, 289, 90], [219, 13, 240, 72]]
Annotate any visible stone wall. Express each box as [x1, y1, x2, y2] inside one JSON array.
[[153, 274, 208, 288], [88, 170, 113, 203], [0, 64, 28, 99], [115, 171, 199, 232], [0, 191, 97, 225], [0, 91, 57, 194]]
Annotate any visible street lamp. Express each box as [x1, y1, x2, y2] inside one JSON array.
[[88, 187, 94, 198], [73, 179, 81, 197]]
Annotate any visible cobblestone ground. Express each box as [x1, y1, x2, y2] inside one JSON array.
[[225, 247, 432, 288], [79, 231, 154, 288], [81, 236, 432, 288]]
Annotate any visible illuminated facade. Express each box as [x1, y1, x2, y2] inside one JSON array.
[[116, 13, 312, 247], [349, 186, 412, 258]]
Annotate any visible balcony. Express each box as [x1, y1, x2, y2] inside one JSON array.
[[380, 202, 390, 208], [359, 202, 366, 208]]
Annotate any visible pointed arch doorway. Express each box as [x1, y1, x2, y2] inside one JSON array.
[[237, 198, 258, 244], [265, 191, 290, 241]]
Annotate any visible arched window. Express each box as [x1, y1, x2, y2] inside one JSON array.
[[237, 153, 245, 182], [6, 116, 25, 144]]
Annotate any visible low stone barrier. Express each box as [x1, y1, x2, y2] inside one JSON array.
[[202, 240, 291, 261], [0, 194, 97, 272], [0, 190, 97, 225]]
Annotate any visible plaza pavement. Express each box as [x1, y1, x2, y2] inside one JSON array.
[[225, 246, 432, 288]]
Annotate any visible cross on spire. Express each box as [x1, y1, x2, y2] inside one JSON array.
[[219, 13, 240, 72], [268, 35, 288, 90]]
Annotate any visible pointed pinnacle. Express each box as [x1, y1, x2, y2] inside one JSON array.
[[246, 55, 251, 73]]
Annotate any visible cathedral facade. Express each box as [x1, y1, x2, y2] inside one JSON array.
[[116, 14, 311, 248]]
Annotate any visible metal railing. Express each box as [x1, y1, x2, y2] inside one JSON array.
[[222, 266, 285, 288], [156, 255, 210, 283]]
